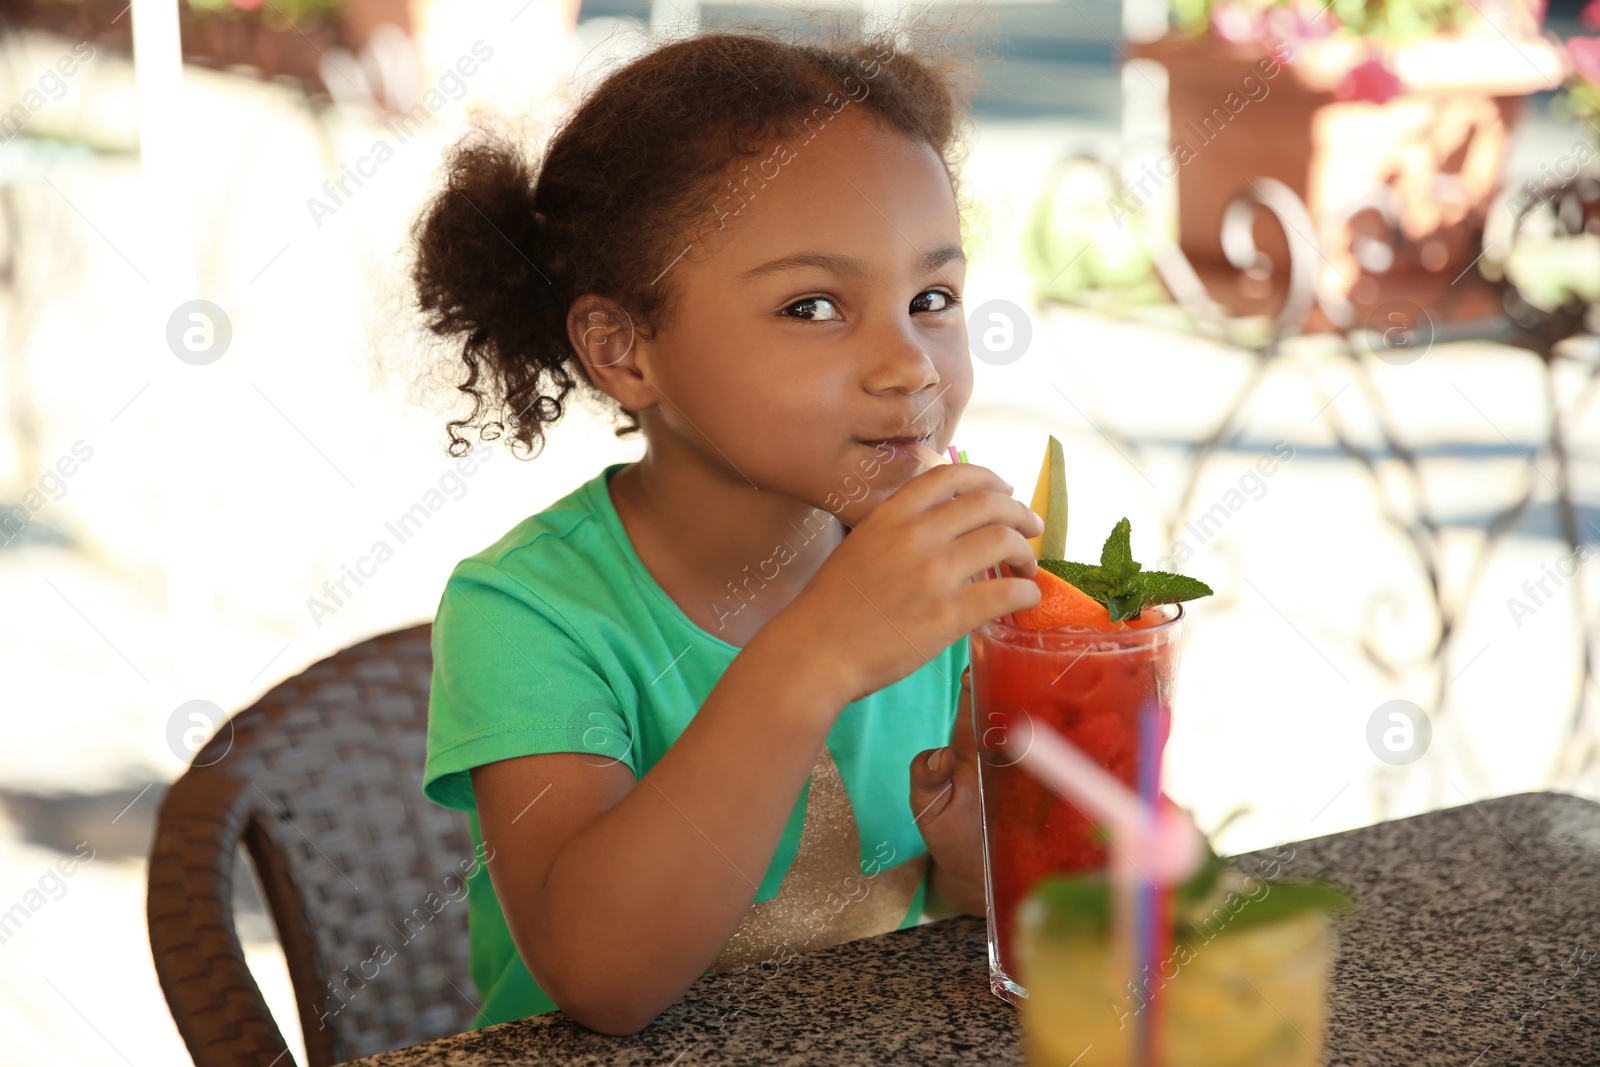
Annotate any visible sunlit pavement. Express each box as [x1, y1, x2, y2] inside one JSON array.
[[2, 24, 1597, 1065]]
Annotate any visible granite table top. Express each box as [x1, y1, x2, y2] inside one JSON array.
[[340, 790, 1600, 1066]]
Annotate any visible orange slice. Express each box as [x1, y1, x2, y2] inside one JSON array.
[[1002, 564, 1165, 632], [1003, 563, 1110, 631]]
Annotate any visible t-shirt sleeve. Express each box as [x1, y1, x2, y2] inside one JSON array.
[[423, 559, 637, 812]]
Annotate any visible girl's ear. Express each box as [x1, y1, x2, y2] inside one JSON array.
[[567, 294, 658, 415]]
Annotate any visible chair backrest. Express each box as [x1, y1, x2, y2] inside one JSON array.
[[147, 623, 479, 1067]]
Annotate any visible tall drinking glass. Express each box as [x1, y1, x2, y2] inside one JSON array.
[[970, 605, 1184, 1003]]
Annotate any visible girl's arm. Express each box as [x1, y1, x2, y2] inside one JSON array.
[[471, 463, 1042, 1035], [471, 609, 854, 1035]]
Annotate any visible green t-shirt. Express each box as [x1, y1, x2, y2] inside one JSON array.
[[422, 462, 970, 1027]]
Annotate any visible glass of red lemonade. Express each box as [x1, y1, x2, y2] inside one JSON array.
[[969, 603, 1184, 1004]]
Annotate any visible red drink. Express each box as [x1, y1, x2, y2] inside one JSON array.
[[969, 606, 1183, 1004]]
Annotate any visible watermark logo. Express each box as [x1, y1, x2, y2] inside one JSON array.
[[709, 442, 897, 632], [305, 40, 495, 231], [1107, 843, 1300, 1030], [166, 699, 233, 767], [977, 703, 1034, 767], [670, 33, 899, 281], [579, 699, 636, 770], [306, 447, 494, 628], [579, 306, 635, 368], [1108, 40, 1295, 228], [0, 440, 94, 549], [1506, 127, 1600, 223], [1366, 299, 1434, 366], [1156, 441, 1294, 571], [1516, 943, 1594, 1033], [1507, 541, 1594, 629], [0, 41, 95, 145], [968, 298, 1032, 366], [0, 842, 97, 946], [166, 300, 233, 366], [1365, 699, 1430, 765], [316, 839, 495, 1028]]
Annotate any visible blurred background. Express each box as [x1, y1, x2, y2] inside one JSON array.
[[1, 0, 1598, 1061]]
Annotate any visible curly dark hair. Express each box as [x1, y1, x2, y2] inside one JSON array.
[[407, 12, 993, 460]]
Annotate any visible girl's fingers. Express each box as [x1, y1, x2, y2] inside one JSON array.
[[909, 748, 956, 824], [945, 524, 1039, 584], [958, 573, 1041, 623], [922, 488, 1044, 544], [889, 461, 1013, 514], [951, 667, 977, 762]]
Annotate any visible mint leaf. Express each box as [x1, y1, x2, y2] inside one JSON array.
[[1181, 879, 1354, 936], [1099, 518, 1137, 580], [1104, 593, 1145, 622], [1038, 520, 1213, 622], [1121, 572, 1214, 606], [1039, 558, 1113, 598], [1025, 874, 1111, 938], [1024, 866, 1352, 942], [1207, 805, 1255, 841], [1177, 841, 1226, 905]]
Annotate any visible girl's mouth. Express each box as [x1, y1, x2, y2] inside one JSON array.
[[856, 433, 934, 463]]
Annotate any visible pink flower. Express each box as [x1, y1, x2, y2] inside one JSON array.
[[1287, 1, 1339, 39], [1580, 0, 1600, 30], [1337, 57, 1403, 103], [1263, 7, 1297, 40], [1571, 38, 1600, 84], [1211, 2, 1264, 43], [231, 0, 268, 9]]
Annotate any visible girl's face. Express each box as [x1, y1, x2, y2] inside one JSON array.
[[620, 106, 971, 528]]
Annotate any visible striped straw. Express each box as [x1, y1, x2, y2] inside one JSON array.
[[1132, 700, 1172, 1067], [1016, 716, 1200, 1067]]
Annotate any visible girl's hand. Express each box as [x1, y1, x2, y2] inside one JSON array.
[[909, 665, 986, 916], [783, 462, 1042, 705]]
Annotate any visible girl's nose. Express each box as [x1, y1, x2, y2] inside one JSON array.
[[862, 336, 940, 396]]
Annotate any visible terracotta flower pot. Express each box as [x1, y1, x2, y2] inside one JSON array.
[[1129, 33, 1566, 303], [15, 0, 363, 95]]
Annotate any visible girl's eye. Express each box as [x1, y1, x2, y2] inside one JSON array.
[[782, 296, 841, 322], [781, 289, 961, 321], [912, 288, 961, 314]]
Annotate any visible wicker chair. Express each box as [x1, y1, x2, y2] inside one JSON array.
[[147, 623, 480, 1067]]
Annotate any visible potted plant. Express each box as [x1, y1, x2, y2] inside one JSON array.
[[1484, 2, 1600, 334], [182, 0, 343, 86], [1127, 0, 1567, 307], [13, 0, 409, 95], [1556, 2, 1600, 141]]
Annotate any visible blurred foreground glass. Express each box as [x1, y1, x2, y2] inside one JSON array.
[[1016, 877, 1334, 1067], [970, 606, 1184, 1002]]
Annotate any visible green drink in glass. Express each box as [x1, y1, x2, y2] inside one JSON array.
[[1015, 858, 1349, 1067]]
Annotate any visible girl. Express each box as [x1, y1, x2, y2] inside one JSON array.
[[411, 18, 1041, 1036]]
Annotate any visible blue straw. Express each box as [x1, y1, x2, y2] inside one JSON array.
[[1132, 699, 1163, 1067]]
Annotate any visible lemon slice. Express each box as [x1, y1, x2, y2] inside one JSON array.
[[1027, 434, 1068, 559]]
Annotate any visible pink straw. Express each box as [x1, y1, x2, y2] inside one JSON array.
[[1012, 722, 1201, 883]]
